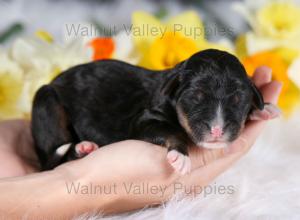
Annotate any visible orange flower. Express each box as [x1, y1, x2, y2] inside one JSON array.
[[243, 51, 290, 89], [89, 38, 115, 61], [243, 50, 300, 114]]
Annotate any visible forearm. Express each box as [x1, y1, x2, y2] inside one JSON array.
[[0, 169, 115, 219]]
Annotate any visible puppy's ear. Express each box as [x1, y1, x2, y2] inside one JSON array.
[[249, 79, 264, 110], [161, 73, 180, 97]]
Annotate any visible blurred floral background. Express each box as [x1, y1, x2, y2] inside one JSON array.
[[0, 0, 300, 120]]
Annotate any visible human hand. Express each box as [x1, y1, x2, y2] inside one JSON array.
[[0, 120, 39, 178], [54, 66, 282, 214]]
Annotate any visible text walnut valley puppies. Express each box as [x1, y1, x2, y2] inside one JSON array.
[[65, 181, 235, 198]]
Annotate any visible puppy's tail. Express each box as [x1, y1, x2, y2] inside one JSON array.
[[31, 85, 76, 170]]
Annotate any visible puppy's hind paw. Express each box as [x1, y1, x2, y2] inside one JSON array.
[[167, 150, 191, 175], [75, 141, 99, 157], [250, 103, 281, 121]]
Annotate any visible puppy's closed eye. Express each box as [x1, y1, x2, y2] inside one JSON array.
[[189, 91, 205, 104], [233, 94, 240, 104], [196, 91, 204, 100]]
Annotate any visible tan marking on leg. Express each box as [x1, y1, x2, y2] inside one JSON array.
[[176, 105, 193, 138]]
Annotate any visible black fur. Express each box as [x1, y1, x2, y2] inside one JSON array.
[[31, 49, 264, 170]]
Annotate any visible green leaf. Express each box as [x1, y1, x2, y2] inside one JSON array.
[[155, 7, 168, 20], [0, 23, 24, 44]]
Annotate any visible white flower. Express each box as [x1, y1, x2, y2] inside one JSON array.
[[242, 32, 300, 56], [51, 38, 93, 71], [113, 31, 140, 65], [9, 36, 92, 115], [0, 49, 23, 77], [288, 58, 300, 89]]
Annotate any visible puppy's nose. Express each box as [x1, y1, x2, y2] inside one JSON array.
[[210, 125, 223, 138]]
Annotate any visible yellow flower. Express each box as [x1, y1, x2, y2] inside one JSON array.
[[242, 50, 300, 115], [234, 1, 300, 115], [273, 47, 299, 65], [235, 34, 248, 59], [0, 52, 24, 119], [234, 1, 300, 57], [257, 2, 300, 40], [132, 11, 231, 70], [140, 32, 199, 69], [35, 29, 54, 43]]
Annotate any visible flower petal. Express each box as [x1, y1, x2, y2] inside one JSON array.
[[288, 58, 300, 89], [132, 11, 164, 53], [166, 10, 205, 48]]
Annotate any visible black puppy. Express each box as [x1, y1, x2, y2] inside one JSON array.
[[32, 49, 280, 173]]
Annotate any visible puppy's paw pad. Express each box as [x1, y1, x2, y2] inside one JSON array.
[[250, 103, 281, 121], [167, 150, 179, 162], [75, 141, 99, 157], [167, 150, 191, 175]]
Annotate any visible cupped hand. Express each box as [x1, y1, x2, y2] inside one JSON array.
[[54, 66, 282, 213], [0, 120, 39, 177]]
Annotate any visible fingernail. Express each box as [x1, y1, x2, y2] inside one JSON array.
[[259, 66, 272, 76], [278, 82, 283, 90], [274, 80, 283, 88], [274, 81, 283, 99]]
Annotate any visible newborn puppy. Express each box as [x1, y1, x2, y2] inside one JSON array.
[[32, 49, 280, 173]]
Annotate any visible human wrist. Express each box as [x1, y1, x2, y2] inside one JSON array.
[[0, 170, 63, 218], [55, 161, 121, 215], [0, 168, 107, 219]]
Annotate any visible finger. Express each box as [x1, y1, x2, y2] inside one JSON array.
[[260, 80, 282, 104], [226, 80, 282, 154], [252, 66, 272, 88]]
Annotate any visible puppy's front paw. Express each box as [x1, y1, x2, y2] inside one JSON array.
[[250, 103, 281, 121], [75, 141, 99, 157], [167, 150, 191, 175]]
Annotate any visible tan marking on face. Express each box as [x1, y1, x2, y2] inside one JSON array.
[[165, 139, 171, 148], [176, 105, 193, 138]]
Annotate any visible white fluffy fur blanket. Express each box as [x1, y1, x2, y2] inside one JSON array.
[[78, 110, 300, 220]]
